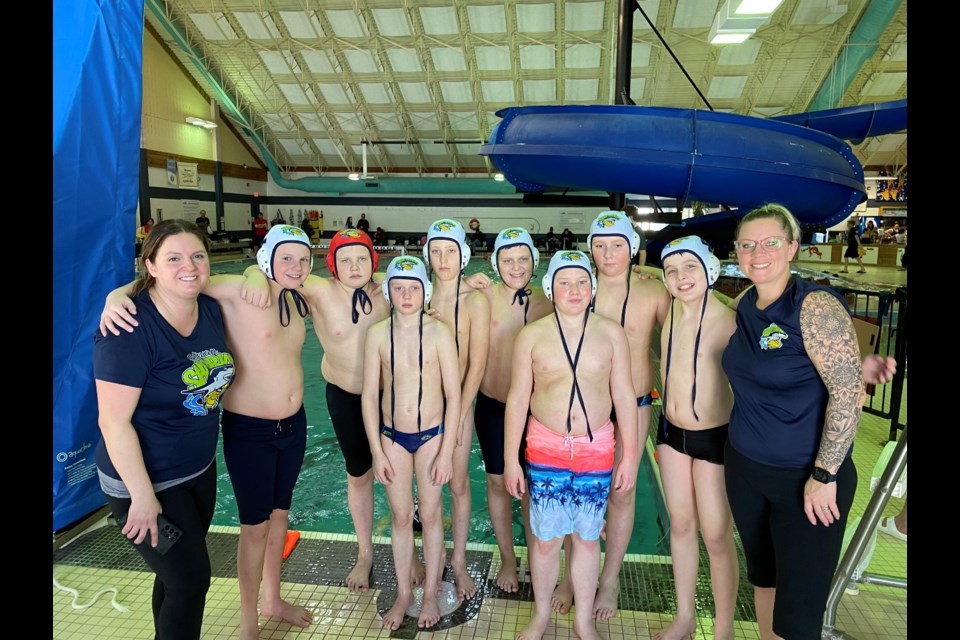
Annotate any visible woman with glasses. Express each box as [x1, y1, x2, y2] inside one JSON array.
[[721, 204, 865, 639]]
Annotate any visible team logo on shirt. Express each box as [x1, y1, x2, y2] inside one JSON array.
[[181, 349, 235, 416], [759, 324, 789, 350]]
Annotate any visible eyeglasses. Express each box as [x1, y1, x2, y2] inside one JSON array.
[[733, 236, 788, 253]]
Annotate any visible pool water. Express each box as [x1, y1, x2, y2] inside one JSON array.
[[210, 256, 669, 556]]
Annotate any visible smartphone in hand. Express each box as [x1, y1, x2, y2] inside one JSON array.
[[116, 512, 183, 556]]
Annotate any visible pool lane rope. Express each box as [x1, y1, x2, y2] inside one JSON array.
[[53, 574, 130, 613]]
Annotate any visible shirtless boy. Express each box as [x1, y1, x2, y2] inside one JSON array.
[[656, 236, 738, 640], [553, 211, 671, 619], [362, 256, 461, 630], [100, 224, 317, 638], [423, 219, 491, 600], [473, 227, 554, 592], [504, 250, 639, 640]]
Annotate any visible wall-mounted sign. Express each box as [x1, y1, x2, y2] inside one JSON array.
[[178, 162, 200, 189]]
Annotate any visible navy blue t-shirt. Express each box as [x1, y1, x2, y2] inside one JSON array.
[[94, 291, 234, 484], [721, 277, 851, 468]]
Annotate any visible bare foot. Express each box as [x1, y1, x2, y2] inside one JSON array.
[[573, 617, 604, 640], [346, 556, 373, 594], [418, 595, 441, 628], [381, 592, 412, 631], [592, 580, 619, 621], [411, 553, 426, 587], [516, 613, 550, 640], [260, 599, 314, 628], [496, 557, 519, 593], [551, 576, 574, 614], [652, 615, 696, 640], [453, 564, 477, 601], [238, 620, 259, 640]]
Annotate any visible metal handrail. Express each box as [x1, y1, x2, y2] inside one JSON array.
[[822, 426, 907, 638]]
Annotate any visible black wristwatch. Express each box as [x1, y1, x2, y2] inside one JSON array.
[[811, 467, 838, 484]]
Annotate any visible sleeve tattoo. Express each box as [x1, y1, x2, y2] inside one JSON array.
[[800, 291, 866, 470]]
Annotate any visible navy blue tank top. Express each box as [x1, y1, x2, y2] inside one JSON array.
[[721, 277, 852, 468]]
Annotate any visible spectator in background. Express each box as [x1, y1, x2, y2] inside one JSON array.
[[139, 217, 155, 238], [373, 227, 387, 246], [356, 213, 371, 234], [545, 227, 559, 253], [345, 216, 355, 229], [622, 205, 649, 266], [862, 220, 878, 244], [883, 222, 901, 243], [841, 218, 866, 274], [471, 227, 487, 252], [195, 210, 211, 235], [560, 228, 576, 250], [253, 212, 268, 251]]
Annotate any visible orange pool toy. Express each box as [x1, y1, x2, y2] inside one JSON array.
[[282, 530, 301, 560]]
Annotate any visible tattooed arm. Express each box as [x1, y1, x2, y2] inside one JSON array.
[[800, 291, 866, 526]]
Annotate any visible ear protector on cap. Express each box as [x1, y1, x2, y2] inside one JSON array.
[[382, 256, 433, 306], [424, 218, 471, 271], [587, 211, 641, 258], [326, 228, 379, 278], [660, 235, 721, 287], [256, 225, 314, 280], [542, 250, 597, 300], [491, 227, 540, 278]]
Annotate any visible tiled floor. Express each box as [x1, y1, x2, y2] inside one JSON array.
[[54, 262, 907, 639]]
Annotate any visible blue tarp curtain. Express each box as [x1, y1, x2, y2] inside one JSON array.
[[53, 0, 143, 530]]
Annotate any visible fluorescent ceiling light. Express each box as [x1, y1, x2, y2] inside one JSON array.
[[731, 0, 784, 15], [185, 116, 217, 129], [493, 173, 505, 181], [347, 172, 361, 181], [709, 0, 784, 45], [710, 31, 753, 44]]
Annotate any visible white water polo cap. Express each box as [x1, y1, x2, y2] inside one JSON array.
[[491, 227, 540, 278], [382, 255, 433, 306], [257, 224, 314, 280], [542, 250, 597, 300], [660, 235, 721, 287], [587, 211, 641, 257], [424, 218, 471, 270]]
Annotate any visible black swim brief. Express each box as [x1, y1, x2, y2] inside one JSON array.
[[655, 415, 728, 465]]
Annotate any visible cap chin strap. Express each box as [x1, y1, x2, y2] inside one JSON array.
[[554, 308, 593, 444], [428, 269, 462, 356], [662, 292, 709, 436], [513, 282, 533, 325], [351, 286, 373, 324], [278, 288, 310, 327]]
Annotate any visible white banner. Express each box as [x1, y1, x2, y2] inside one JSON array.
[[178, 162, 199, 189]]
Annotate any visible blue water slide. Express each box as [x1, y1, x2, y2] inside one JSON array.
[[772, 99, 907, 145], [480, 104, 868, 229]]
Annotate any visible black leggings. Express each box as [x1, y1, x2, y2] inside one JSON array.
[[724, 444, 856, 639], [106, 462, 217, 640]]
